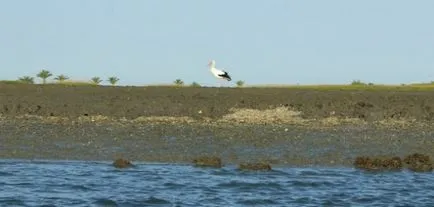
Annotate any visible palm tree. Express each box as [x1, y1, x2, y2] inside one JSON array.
[[236, 80, 245, 87], [37, 69, 52, 84], [91, 77, 102, 85], [18, 76, 34, 84], [54, 74, 69, 83], [174, 79, 184, 86], [108, 76, 119, 86]]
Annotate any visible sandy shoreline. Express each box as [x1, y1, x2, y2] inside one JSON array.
[[1, 84, 433, 166]]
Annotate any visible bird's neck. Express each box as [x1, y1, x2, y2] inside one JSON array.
[[209, 61, 216, 69]]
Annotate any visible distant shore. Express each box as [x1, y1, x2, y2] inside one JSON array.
[[1, 83, 433, 166]]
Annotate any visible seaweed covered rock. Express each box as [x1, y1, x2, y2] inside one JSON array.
[[192, 156, 222, 168], [113, 158, 133, 168], [403, 153, 433, 172], [354, 156, 403, 171], [238, 162, 272, 171]]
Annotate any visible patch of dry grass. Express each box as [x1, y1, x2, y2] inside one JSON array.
[[132, 116, 196, 123], [49, 80, 95, 86], [77, 115, 112, 123], [374, 118, 429, 129], [24, 114, 196, 125], [0, 80, 27, 84], [5, 108, 431, 129], [219, 107, 306, 124]]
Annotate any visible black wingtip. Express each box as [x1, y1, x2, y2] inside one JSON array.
[[219, 72, 231, 81]]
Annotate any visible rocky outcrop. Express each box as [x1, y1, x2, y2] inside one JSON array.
[[192, 156, 222, 168], [403, 153, 433, 172], [353, 156, 403, 171], [354, 153, 433, 172], [238, 162, 272, 171], [113, 158, 133, 168]]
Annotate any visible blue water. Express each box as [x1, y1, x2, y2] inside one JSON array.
[[1, 160, 433, 207]]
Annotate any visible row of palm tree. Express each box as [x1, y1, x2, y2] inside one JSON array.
[[15, 69, 246, 87], [17, 70, 120, 86], [173, 79, 245, 87]]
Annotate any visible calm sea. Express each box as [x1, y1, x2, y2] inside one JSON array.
[[0, 159, 433, 207]]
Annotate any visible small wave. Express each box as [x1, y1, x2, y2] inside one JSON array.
[[236, 168, 281, 175], [321, 198, 351, 206], [208, 168, 237, 176], [93, 198, 118, 206], [143, 196, 171, 205], [296, 168, 353, 177], [7, 182, 34, 187], [0, 171, 14, 176], [351, 195, 381, 205], [216, 180, 284, 191], [296, 169, 323, 176], [69, 184, 93, 191], [198, 197, 228, 205], [0, 198, 26, 206], [39, 204, 57, 207], [162, 182, 186, 189], [289, 180, 335, 188], [236, 198, 280, 205]]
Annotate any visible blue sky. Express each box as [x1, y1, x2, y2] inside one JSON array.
[[1, 0, 433, 86]]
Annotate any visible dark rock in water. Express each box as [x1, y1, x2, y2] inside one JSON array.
[[238, 162, 272, 171], [113, 158, 133, 168], [192, 156, 222, 168], [403, 153, 433, 172], [353, 156, 403, 171]]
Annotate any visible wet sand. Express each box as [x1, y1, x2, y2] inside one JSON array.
[[1, 84, 433, 166]]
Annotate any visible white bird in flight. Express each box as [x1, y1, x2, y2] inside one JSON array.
[[208, 60, 232, 85]]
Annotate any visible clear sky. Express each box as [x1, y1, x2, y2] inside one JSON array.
[[1, 0, 433, 86]]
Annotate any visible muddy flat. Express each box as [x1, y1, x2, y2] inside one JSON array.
[[1, 83, 433, 166]]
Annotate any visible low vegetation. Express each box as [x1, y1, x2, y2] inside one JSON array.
[[350, 80, 374, 86], [190, 82, 201, 87], [247, 82, 434, 91], [0, 80, 27, 84], [54, 80, 95, 86], [1, 69, 433, 90], [236, 80, 245, 87]]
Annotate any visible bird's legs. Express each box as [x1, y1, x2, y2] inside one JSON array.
[[216, 79, 223, 87], [215, 78, 229, 87], [220, 79, 226, 87]]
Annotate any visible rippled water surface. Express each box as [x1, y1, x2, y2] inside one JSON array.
[[1, 159, 433, 206]]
